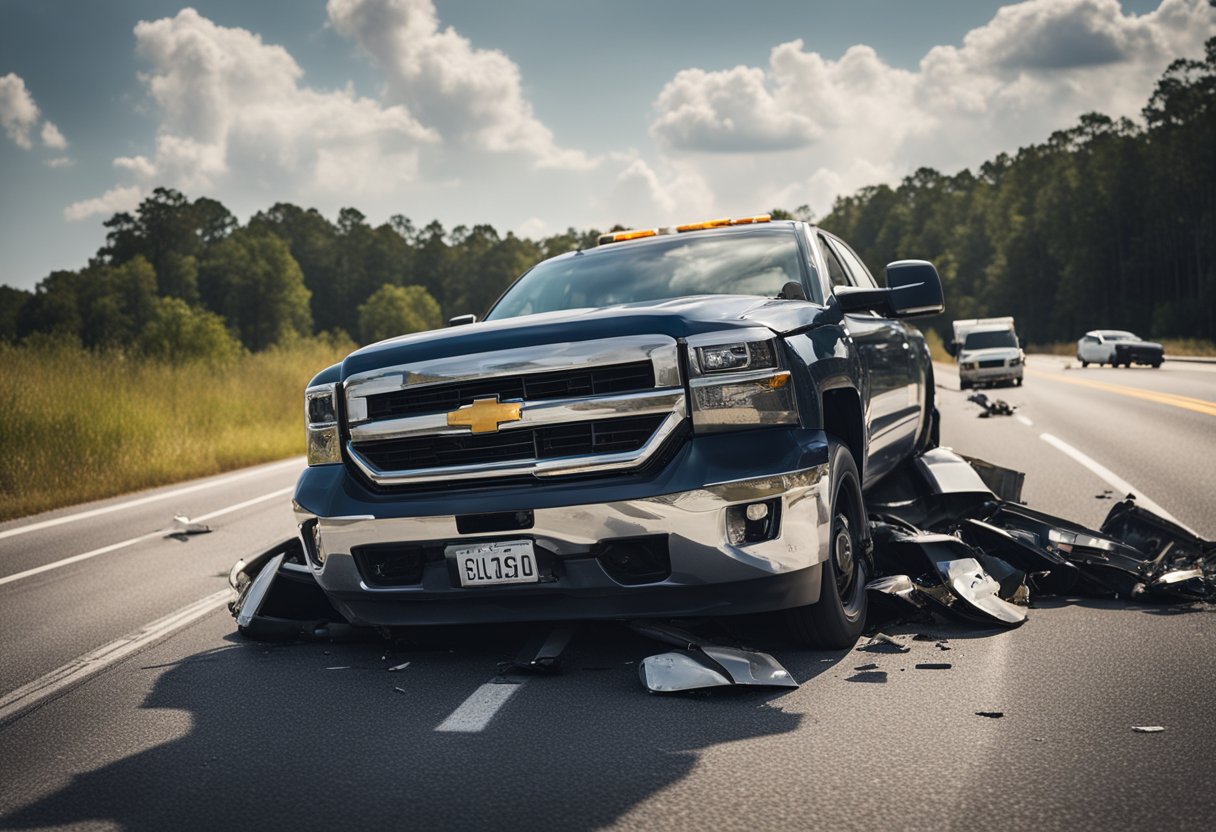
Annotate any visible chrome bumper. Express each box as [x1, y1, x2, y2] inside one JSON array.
[[293, 464, 831, 625]]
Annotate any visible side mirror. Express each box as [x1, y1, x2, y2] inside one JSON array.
[[884, 260, 944, 318], [778, 281, 807, 301], [448, 313, 478, 327]]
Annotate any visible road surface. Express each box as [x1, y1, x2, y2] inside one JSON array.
[[1, 355, 1213, 831]]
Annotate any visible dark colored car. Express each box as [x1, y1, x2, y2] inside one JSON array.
[[294, 217, 943, 648]]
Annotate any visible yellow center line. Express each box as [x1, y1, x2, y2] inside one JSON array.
[[1025, 368, 1216, 417]]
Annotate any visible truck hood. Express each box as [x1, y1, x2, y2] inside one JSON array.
[[959, 347, 1021, 363], [340, 295, 820, 378]]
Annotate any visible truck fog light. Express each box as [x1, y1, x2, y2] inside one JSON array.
[[745, 503, 769, 521], [725, 499, 782, 546]]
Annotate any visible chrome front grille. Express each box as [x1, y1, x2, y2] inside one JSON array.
[[343, 335, 685, 486]]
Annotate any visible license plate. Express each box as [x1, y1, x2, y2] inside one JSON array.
[[447, 539, 539, 587]]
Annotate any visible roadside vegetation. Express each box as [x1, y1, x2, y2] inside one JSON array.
[[0, 41, 1210, 520], [0, 336, 352, 521]]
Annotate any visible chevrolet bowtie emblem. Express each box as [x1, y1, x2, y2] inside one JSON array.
[[447, 397, 523, 434]]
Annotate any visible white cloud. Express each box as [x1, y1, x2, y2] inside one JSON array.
[[327, 0, 595, 169], [0, 73, 44, 149], [40, 121, 67, 149], [64, 185, 145, 221], [648, 0, 1215, 216], [75, 7, 436, 213], [45, 156, 75, 169]]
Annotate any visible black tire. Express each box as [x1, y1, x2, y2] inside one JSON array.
[[786, 440, 868, 649], [960, 379, 971, 390], [1080, 360, 1089, 367], [1014, 377, 1022, 387], [1151, 361, 1162, 368]]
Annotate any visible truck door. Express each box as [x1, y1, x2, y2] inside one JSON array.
[[819, 235, 919, 481]]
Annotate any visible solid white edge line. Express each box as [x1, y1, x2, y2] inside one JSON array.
[[0, 486, 294, 588], [0, 589, 233, 724], [0, 457, 304, 542], [435, 682, 524, 733], [1038, 433, 1192, 531]]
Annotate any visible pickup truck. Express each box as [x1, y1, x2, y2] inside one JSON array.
[[294, 217, 944, 648], [949, 317, 1024, 389]]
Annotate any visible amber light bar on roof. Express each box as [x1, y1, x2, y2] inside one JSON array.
[[597, 214, 772, 246]]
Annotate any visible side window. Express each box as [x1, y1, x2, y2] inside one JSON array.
[[1083, 335, 1099, 344], [831, 239, 878, 289], [818, 234, 853, 289]]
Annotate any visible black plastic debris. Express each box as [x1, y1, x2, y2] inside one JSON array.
[[509, 623, 579, 674], [860, 632, 911, 653], [915, 663, 952, 670], [967, 392, 1016, 417], [229, 537, 351, 641], [976, 711, 1004, 719]]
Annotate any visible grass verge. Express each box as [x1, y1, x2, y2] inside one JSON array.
[[0, 336, 353, 522]]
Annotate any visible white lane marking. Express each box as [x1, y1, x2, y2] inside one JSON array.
[[0, 457, 303, 542], [435, 681, 524, 733], [0, 487, 293, 588], [0, 589, 232, 724], [1039, 433, 1191, 531], [1015, 415, 1034, 427]]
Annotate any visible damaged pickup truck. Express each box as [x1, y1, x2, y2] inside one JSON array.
[[282, 217, 945, 649]]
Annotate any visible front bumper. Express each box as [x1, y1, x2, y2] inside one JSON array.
[[292, 428, 832, 626], [960, 364, 1023, 385]]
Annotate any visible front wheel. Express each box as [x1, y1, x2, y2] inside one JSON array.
[[786, 440, 867, 649], [1080, 359, 1089, 367]]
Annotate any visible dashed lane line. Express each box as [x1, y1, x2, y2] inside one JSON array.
[[435, 680, 525, 733], [0, 487, 293, 588], [1039, 433, 1191, 532], [0, 589, 233, 725], [0, 457, 304, 542]]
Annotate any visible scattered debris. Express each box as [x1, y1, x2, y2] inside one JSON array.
[[915, 663, 952, 670], [861, 633, 911, 653], [1132, 726, 1165, 733], [967, 393, 1016, 417], [1096, 490, 1114, 500], [846, 670, 888, 683], [325, 666, 350, 671], [393, 687, 406, 694], [387, 661, 411, 672], [166, 514, 212, 541], [976, 711, 1005, 719], [509, 623, 578, 674], [854, 663, 880, 671], [631, 621, 797, 693]]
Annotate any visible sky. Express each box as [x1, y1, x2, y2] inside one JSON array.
[[1, 0, 1212, 291]]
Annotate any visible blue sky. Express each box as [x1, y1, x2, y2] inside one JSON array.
[[0, 0, 1210, 291]]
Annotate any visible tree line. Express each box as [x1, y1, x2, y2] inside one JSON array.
[[816, 39, 1215, 345], [1, 39, 1211, 357]]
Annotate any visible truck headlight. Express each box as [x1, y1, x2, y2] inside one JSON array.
[[687, 333, 798, 433], [305, 383, 342, 466], [1009, 356, 1023, 367]]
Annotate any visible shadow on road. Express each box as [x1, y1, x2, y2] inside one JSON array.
[[1, 621, 846, 831]]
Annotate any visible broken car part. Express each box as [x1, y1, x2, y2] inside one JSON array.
[[229, 537, 351, 641], [630, 621, 797, 693]]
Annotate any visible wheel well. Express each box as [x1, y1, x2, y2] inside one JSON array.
[[821, 387, 864, 475]]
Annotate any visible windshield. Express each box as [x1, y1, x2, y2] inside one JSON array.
[[964, 330, 1018, 350], [486, 229, 805, 321], [1105, 332, 1139, 341]]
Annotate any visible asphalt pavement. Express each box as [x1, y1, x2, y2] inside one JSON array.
[[0, 355, 1213, 831]]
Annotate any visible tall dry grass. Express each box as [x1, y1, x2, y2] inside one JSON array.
[[0, 336, 353, 521]]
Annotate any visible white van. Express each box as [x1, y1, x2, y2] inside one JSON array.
[[949, 317, 1024, 389]]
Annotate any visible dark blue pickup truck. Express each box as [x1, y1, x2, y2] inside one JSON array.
[[293, 217, 943, 647]]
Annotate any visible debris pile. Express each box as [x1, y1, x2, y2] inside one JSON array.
[[966, 392, 1016, 417], [863, 448, 1215, 630]]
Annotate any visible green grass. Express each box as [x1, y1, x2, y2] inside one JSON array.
[[0, 337, 353, 521]]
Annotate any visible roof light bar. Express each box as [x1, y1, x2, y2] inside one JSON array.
[[597, 214, 773, 245]]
